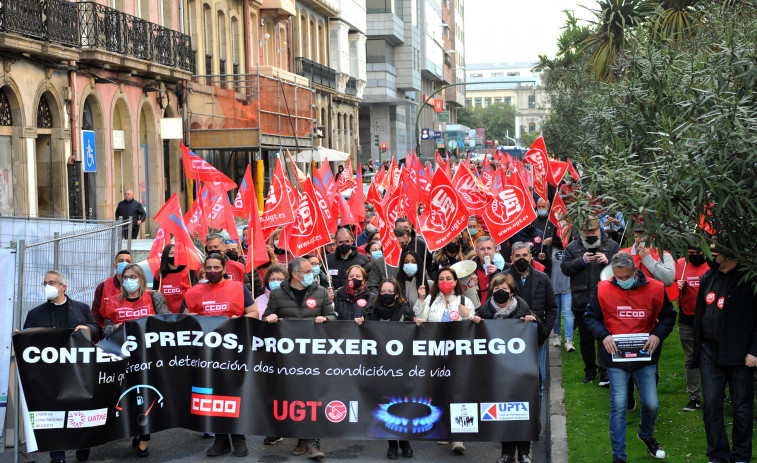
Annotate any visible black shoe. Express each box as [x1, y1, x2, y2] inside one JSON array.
[[627, 394, 636, 412], [263, 436, 283, 445], [203, 432, 216, 439], [231, 436, 248, 457], [207, 436, 231, 457], [387, 446, 399, 460], [131, 437, 140, 448], [637, 433, 666, 459], [50, 459, 65, 463], [137, 447, 149, 458], [613, 456, 626, 463], [598, 377, 610, 387], [518, 455, 531, 463], [76, 449, 90, 461], [497, 455, 515, 463], [683, 398, 701, 412], [581, 374, 596, 383], [399, 441, 413, 458]]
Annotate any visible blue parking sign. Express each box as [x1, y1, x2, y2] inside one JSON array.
[[82, 130, 96, 172]]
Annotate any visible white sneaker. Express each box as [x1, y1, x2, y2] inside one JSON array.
[[551, 336, 561, 347], [565, 340, 575, 352], [451, 442, 465, 454]]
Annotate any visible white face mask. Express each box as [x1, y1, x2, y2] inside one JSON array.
[[44, 284, 60, 301]]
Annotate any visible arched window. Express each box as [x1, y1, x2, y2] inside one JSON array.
[[37, 96, 53, 128], [249, 12, 258, 67], [330, 30, 338, 70], [203, 4, 213, 74], [263, 21, 274, 66], [349, 41, 358, 76], [0, 91, 11, 126], [231, 17, 240, 75], [309, 19, 316, 61], [217, 11, 227, 76], [528, 122, 536, 133]]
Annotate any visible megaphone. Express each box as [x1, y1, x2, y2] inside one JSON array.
[[450, 260, 480, 308], [600, 264, 614, 281]]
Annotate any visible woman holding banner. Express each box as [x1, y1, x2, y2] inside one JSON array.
[[477, 272, 540, 463], [152, 244, 198, 313], [363, 278, 415, 458], [334, 265, 374, 322], [412, 267, 480, 455], [396, 251, 431, 308], [102, 263, 171, 457]]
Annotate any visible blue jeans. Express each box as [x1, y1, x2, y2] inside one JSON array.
[[608, 364, 659, 460], [699, 344, 754, 463], [552, 293, 574, 340]]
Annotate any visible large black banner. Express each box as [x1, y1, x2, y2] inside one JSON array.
[[14, 315, 539, 451]]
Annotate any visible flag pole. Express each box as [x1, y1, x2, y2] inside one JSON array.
[[383, 256, 389, 279], [319, 248, 333, 288]]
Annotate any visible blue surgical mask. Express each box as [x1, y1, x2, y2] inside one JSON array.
[[493, 253, 505, 270], [371, 250, 383, 260], [269, 280, 282, 291], [468, 228, 478, 236], [311, 265, 321, 275], [123, 279, 140, 293], [116, 262, 128, 275], [537, 209, 548, 217], [617, 277, 636, 290], [199, 279, 209, 284], [302, 273, 315, 287], [403, 263, 418, 277]]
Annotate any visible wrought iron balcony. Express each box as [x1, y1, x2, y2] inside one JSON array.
[[345, 77, 357, 96], [78, 2, 193, 72], [295, 57, 336, 90], [0, 0, 79, 47]]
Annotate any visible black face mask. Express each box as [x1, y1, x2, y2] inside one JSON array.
[[337, 244, 354, 255], [689, 254, 705, 266], [446, 242, 459, 254], [584, 235, 599, 246], [226, 250, 239, 262], [513, 258, 530, 273], [379, 294, 396, 306], [349, 278, 363, 289], [400, 244, 409, 253], [273, 247, 286, 255], [493, 289, 511, 304], [167, 257, 175, 266], [707, 256, 721, 271]]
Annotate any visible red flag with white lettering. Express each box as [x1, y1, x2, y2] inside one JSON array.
[[522, 136, 551, 201], [336, 159, 356, 193], [232, 165, 254, 218], [373, 201, 402, 267], [483, 171, 537, 245], [184, 196, 207, 243], [240, 170, 270, 271], [417, 164, 432, 205], [180, 143, 236, 190], [549, 190, 572, 249], [147, 227, 169, 279], [287, 178, 332, 257], [312, 177, 338, 233], [419, 169, 470, 251], [452, 162, 494, 214], [348, 167, 366, 224], [153, 193, 196, 266], [382, 186, 405, 230], [261, 157, 295, 229]]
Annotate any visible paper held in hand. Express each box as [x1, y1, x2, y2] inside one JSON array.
[[612, 333, 652, 362]]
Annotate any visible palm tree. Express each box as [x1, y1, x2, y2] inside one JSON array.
[[652, 0, 704, 41], [582, 0, 657, 80]]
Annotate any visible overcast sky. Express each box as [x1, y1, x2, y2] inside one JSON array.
[[463, 0, 599, 66]]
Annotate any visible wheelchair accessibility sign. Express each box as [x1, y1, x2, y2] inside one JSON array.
[[82, 130, 97, 172]]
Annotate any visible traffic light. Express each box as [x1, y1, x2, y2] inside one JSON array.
[[380, 142, 387, 153]]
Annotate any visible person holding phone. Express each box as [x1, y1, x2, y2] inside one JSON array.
[[472, 236, 503, 303]]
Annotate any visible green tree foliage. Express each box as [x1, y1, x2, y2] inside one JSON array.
[[520, 130, 540, 148], [539, 2, 757, 278], [457, 103, 516, 146]]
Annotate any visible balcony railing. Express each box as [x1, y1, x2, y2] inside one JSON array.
[[0, 0, 79, 47], [345, 77, 357, 96], [295, 57, 336, 90], [77, 2, 193, 72]]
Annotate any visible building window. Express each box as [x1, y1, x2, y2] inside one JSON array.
[[491, 72, 504, 77], [465, 98, 472, 107], [505, 97, 512, 106], [366, 0, 391, 13], [528, 122, 536, 133], [366, 39, 387, 64], [350, 41, 358, 76], [474, 98, 482, 107], [484, 97, 491, 107], [470, 72, 483, 78], [528, 95, 536, 108], [494, 97, 501, 103], [231, 17, 240, 75], [507, 72, 519, 76]]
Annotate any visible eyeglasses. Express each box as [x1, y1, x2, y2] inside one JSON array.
[[41, 281, 61, 287], [298, 270, 313, 276], [225, 239, 237, 244], [123, 275, 141, 281]]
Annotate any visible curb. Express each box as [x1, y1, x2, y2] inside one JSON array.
[[548, 342, 568, 463]]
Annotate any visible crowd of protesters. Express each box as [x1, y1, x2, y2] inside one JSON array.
[[24, 157, 757, 463]]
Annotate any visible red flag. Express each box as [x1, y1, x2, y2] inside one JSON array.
[[481, 164, 495, 189], [312, 177, 338, 233], [373, 164, 386, 189], [373, 201, 402, 267], [204, 187, 240, 243], [435, 150, 444, 167], [336, 159, 356, 193], [347, 167, 366, 224], [382, 186, 405, 229], [366, 172, 384, 207], [261, 157, 295, 229], [239, 170, 270, 271], [523, 136, 551, 200], [180, 143, 236, 189], [417, 163, 432, 205], [287, 178, 332, 257], [147, 227, 169, 279], [452, 162, 494, 214], [381, 158, 397, 192], [549, 160, 569, 187], [549, 190, 572, 248], [315, 161, 339, 203], [339, 193, 356, 226], [232, 165, 255, 218], [401, 183, 418, 227], [153, 193, 196, 266], [567, 158, 580, 181], [483, 171, 537, 245], [184, 196, 207, 243], [419, 169, 470, 251]]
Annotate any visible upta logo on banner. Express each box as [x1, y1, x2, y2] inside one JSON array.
[[480, 402, 530, 421]]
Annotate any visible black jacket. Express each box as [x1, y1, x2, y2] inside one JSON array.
[[561, 236, 619, 312], [24, 297, 99, 340], [115, 199, 146, 224], [585, 271, 676, 371], [477, 295, 537, 324], [326, 248, 371, 290], [334, 286, 375, 320], [508, 266, 557, 344], [532, 216, 555, 275], [364, 300, 414, 322], [692, 266, 757, 367]]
